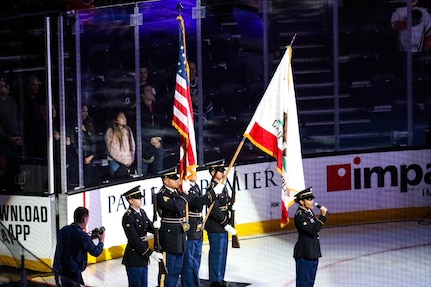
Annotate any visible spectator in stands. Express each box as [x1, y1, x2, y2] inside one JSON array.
[[105, 110, 136, 179], [38, 103, 59, 161], [140, 66, 150, 88], [189, 61, 214, 127], [48, 103, 76, 190], [0, 78, 22, 192], [19, 74, 45, 159], [391, 0, 431, 52], [140, 83, 168, 176], [125, 66, 153, 110], [140, 66, 171, 118], [53, 122, 78, 190], [69, 104, 98, 188], [0, 78, 22, 157]]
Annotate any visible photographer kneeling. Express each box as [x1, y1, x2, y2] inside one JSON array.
[[53, 207, 105, 287]]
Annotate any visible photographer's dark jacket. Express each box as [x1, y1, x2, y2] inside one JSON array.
[[156, 185, 187, 253], [121, 206, 156, 267], [53, 223, 104, 274], [293, 206, 327, 259]]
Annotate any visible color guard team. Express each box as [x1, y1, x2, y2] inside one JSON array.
[[54, 161, 328, 287], [122, 159, 237, 287]]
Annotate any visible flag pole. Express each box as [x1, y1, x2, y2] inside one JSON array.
[[203, 137, 245, 226], [221, 137, 246, 184], [176, 1, 183, 14], [203, 140, 244, 247], [289, 33, 297, 47]]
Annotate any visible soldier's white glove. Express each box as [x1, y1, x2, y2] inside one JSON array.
[[213, 183, 225, 195], [150, 251, 163, 262], [224, 224, 237, 236], [182, 180, 192, 193], [153, 219, 161, 229]]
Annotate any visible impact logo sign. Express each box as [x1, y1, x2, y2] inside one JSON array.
[[326, 156, 431, 192], [327, 163, 352, 192]]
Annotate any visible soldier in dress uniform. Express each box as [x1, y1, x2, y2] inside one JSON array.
[[121, 185, 163, 287], [204, 159, 237, 287], [156, 166, 188, 287], [180, 172, 220, 287], [293, 187, 328, 287]]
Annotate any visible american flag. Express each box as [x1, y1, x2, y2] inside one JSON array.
[[172, 15, 198, 181]]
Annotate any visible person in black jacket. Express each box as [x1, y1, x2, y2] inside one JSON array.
[[180, 173, 218, 287], [204, 160, 237, 287], [121, 185, 163, 287], [156, 166, 188, 287], [140, 84, 169, 175], [293, 187, 328, 287]]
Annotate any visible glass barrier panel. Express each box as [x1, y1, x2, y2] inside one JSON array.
[[0, 14, 49, 194]]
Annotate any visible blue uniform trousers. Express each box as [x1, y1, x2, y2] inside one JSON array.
[[181, 238, 203, 287], [125, 266, 148, 287], [295, 257, 318, 287], [160, 252, 184, 287], [208, 232, 228, 283]]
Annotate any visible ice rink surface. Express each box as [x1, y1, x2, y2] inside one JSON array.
[[82, 220, 431, 287]]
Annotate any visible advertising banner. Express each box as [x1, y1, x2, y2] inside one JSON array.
[[1, 149, 429, 269]]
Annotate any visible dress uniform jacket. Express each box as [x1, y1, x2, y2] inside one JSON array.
[[156, 185, 188, 253], [183, 183, 216, 240], [204, 180, 231, 233], [121, 206, 155, 267], [293, 205, 327, 259]]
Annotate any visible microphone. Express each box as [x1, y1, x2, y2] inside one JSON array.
[[314, 202, 330, 215]]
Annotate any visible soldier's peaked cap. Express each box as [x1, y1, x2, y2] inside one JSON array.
[[294, 187, 315, 203], [158, 166, 179, 179], [123, 185, 143, 199], [205, 159, 226, 171]]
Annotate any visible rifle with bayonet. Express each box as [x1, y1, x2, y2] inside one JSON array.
[[152, 192, 168, 274], [231, 169, 240, 248]]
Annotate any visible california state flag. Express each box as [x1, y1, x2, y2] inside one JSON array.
[[243, 46, 305, 227]]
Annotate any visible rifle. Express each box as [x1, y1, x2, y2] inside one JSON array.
[[231, 169, 240, 248], [152, 192, 168, 275]]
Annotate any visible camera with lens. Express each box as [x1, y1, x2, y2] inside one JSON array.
[[89, 226, 105, 239]]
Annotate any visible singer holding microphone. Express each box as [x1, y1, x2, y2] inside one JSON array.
[[293, 187, 328, 287]]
